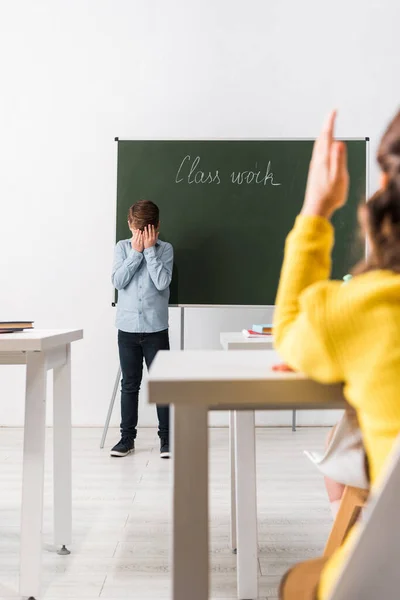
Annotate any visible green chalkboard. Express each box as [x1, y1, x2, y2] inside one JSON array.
[[116, 140, 367, 305]]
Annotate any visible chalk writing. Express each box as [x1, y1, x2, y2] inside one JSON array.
[[175, 156, 281, 187], [230, 162, 281, 186], [175, 155, 221, 185]]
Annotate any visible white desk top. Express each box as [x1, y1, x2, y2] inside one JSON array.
[[148, 350, 346, 410], [220, 331, 274, 350], [0, 329, 83, 352]]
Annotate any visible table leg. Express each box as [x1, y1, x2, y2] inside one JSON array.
[[235, 411, 258, 600], [53, 343, 72, 554], [20, 352, 47, 599], [172, 405, 209, 600], [229, 411, 237, 552], [100, 365, 121, 449]]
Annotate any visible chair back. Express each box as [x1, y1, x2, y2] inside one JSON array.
[[329, 434, 400, 600]]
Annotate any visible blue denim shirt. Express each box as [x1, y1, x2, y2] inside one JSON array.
[[112, 239, 173, 333]]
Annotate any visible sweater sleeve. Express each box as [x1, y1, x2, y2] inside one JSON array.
[[273, 215, 343, 383]]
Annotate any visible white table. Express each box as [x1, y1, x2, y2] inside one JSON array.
[[147, 349, 346, 600], [0, 329, 83, 599], [220, 333, 275, 599]]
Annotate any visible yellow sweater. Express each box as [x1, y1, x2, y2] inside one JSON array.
[[273, 215, 400, 599]]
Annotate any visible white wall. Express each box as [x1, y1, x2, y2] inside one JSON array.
[[0, 0, 399, 429]]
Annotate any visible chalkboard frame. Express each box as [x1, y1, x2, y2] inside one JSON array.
[[113, 137, 369, 307]]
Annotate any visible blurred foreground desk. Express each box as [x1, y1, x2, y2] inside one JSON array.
[[148, 349, 345, 600], [0, 329, 83, 599]]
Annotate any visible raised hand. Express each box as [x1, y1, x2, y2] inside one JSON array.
[[131, 229, 144, 252], [301, 110, 349, 220], [143, 225, 159, 249]]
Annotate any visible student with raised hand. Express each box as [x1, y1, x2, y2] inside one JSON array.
[[274, 110, 400, 599], [111, 200, 173, 459]]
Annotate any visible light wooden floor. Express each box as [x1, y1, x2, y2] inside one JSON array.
[[0, 427, 332, 600]]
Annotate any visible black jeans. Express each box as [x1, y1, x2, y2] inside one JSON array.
[[118, 329, 170, 440]]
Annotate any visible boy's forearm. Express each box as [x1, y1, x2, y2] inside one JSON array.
[[143, 247, 173, 291], [112, 250, 144, 290]]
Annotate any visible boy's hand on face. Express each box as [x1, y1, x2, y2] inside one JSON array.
[[143, 225, 159, 249], [131, 230, 144, 252]]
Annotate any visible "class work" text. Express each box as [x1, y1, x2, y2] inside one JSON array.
[[175, 155, 281, 187]]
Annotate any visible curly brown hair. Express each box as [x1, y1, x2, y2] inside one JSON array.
[[355, 111, 400, 274]]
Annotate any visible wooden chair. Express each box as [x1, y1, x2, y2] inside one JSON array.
[[279, 487, 368, 600], [323, 486, 369, 558], [280, 435, 400, 599]]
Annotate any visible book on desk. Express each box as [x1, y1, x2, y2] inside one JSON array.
[[243, 324, 273, 338], [0, 321, 34, 334]]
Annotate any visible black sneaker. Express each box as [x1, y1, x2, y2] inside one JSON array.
[[160, 438, 170, 459], [110, 437, 135, 457]]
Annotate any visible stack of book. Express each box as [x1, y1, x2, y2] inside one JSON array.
[[0, 321, 34, 334], [242, 324, 273, 338]]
